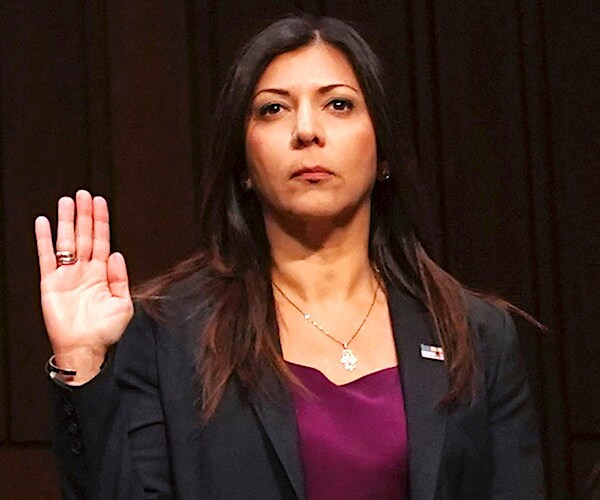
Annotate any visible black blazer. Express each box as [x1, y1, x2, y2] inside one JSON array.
[[52, 275, 545, 499]]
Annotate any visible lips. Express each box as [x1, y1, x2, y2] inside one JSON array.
[[291, 165, 333, 180]]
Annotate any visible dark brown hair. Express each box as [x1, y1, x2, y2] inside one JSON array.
[[136, 15, 536, 418]]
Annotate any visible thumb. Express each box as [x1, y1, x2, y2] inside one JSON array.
[[107, 252, 131, 299]]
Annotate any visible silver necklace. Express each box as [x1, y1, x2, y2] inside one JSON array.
[[272, 281, 379, 372]]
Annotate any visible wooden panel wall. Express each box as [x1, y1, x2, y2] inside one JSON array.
[[0, 1, 598, 497], [545, 2, 600, 493]]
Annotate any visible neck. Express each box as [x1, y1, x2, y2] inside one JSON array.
[[266, 207, 376, 303]]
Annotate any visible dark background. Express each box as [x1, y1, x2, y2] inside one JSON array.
[[1, 1, 598, 498]]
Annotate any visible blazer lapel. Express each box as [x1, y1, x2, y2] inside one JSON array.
[[247, 285, 447, 500], [388, 286, 448, 500], [249, 384, 306, 500]]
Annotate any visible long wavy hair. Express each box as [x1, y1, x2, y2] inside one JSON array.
[[136, 15, 534, 419]]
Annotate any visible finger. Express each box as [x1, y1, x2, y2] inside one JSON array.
[[91, 196, 110, 262], [107, 252, 131, 299], [75, 190, 93, 261], [35, 216, 57, 279], [56, 197, 75, 253]]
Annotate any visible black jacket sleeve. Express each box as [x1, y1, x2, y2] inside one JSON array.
[[485, 311, 546, 499], [52, 309, 172, 499]]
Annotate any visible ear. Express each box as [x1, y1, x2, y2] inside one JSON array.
[[377, 160, 391, 181]]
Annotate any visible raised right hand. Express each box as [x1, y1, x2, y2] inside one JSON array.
[[35, 190, 134, 384]]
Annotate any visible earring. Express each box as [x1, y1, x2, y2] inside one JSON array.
[[240, 170, 253, 191], [377, 161, 390, 181], [377, 169, 391, 181]]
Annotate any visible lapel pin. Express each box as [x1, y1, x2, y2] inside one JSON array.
[[420, 343, 445, 361]]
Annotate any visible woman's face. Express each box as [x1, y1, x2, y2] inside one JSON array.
[[244, 43, 378, 223]]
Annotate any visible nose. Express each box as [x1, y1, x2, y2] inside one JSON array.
[[291, 103, 324, 148]]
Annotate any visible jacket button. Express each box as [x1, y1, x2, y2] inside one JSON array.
[[70, 439, 83, 455], [67, 419, 79, 436], [64, 399, 75, 416]]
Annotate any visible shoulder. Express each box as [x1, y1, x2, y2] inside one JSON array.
[[134, 269, 213, 333], [463, 293, 528, 395], [114, 273, 208, 383], [119, 270, 212, 362], [464, 292, 516, 351]]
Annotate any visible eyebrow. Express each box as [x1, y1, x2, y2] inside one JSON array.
[[252, 83, 358, 100]]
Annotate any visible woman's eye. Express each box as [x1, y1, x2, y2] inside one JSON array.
[[328, 99, 354, 112], [259, 103, 284, 116]]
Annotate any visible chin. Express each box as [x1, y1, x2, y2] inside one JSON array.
[[282, 201, 369, 225], [261, 190, 372, 226]]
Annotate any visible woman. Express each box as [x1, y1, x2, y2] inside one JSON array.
[[36, 15, 545, 499]]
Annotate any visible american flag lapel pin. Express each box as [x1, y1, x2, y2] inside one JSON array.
[[420, 343, 445, 361]]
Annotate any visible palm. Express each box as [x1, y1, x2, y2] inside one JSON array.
[[41, 260, 131, 350], [35, 191, 133, 357]]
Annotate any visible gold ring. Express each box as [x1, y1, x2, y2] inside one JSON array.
[[56, 251, 77, 266]]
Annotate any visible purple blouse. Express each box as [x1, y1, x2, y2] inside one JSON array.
[[287, 362, 409, 500]]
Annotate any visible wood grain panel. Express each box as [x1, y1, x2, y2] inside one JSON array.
[[2, 1, 89, 442], [401, 0, 445, 260], [518, 1, 570, 495], [434, 1, 535, 301], [0, 96, 6, 442], [83, 0, 114, 195], [105, 0, 197, 283], [0, 447, 59, 499], [186, 0, 218, 236], [544, 2, 600, 436]]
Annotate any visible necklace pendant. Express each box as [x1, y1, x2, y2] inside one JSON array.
[[340, 348, 358, 372]]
